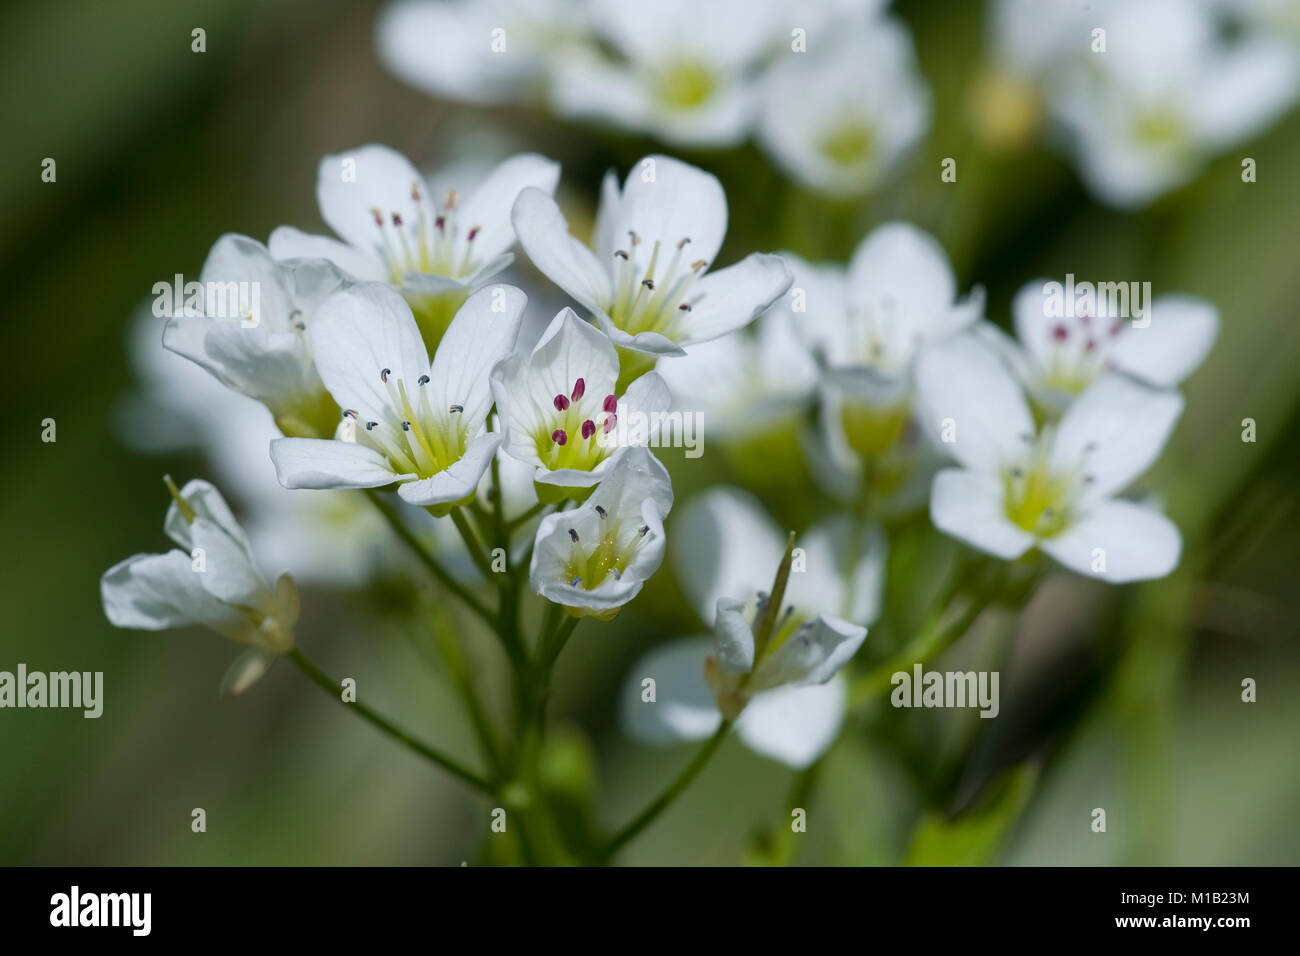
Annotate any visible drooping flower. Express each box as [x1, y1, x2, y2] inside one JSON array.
[[511, 154, 792, 376], [270, 144, 558, 344], [757, 15, 930, 197], [376, 0, 594, 106], [915, 335, 1184, 583], [529, 446, 673, 619], [491, 307, 671, 500], [980, 278, 1219, 415], [621, 487, 883, 768], [161, 234, 346, 439], [101, 478, 299, 696], [270, 283, 525, 514]]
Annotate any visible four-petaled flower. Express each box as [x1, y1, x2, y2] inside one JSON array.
[[270, 282, 525, 515], [916, 335, 1184, 583], [511, 154, 792, 374], [101, 478, 300, 696], [270, 144, 558, 344], [529, 447, 673, 619], [492, 307, 671, 500]]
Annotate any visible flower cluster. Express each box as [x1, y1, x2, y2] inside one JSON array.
[[377, 0, 929, 196]]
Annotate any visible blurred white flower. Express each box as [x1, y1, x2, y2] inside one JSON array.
[[529, 446, 672, 619], [988, 0, 1300, 207], [622, 487, 883, 767], [758, 15, 930, 197], [491, 307, 670, 499], [376, 0, 593, 105], [101, 479, 299, 696], [512, 154, 791, 361], [270, 144, 557, 343], [271, 284, 524, 514], [916, 335, 1185, 583], [980, 279, 1219, 415]]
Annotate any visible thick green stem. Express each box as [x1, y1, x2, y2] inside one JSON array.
[[288, 647, 494, 795]]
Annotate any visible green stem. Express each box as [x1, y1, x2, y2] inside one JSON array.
[[363, 489, 494, 627], [428, 601, 504, 778], [601, 721, 733, 859], [287, 647, 494, 795], [449, 506, 496, 581], [506, 500, 550, 531]]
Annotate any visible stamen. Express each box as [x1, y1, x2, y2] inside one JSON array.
[[343, 409, 358, 419], [595, 505, 607, 520], [568, 529, 579, 543], [381, 368, 391, 383], [581, 420, 596, 439], [366, 421, 378, 430], [603, 394, 617, 414], [417, 375, 430, 386], [554, 394, 570, 411], [571, 378, 585, 401], [449, 404, 464, 414], [570, 576, 582, 587], [552, 429, 568, 446], [1052, 324, 1069, 342], [467, 226, 480, 242]]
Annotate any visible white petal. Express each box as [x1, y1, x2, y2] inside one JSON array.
[[1050, 374, 1183, 506], [735, 677, 847, 768], [190, 517, 269, 607], [751, 614, 866, 690], [712, 596, 756, 673], [1039, 499, 1181, 584], [398, 432, 501, 508], [789, 518, 887, 626], [1011, 277, 1059, 372], [930, 468, 1035, 560], [592, 169, 621, 262], [164, 479, 253, 558], [267, 225, 386, 281], [1109, 294, 1219, 387], [429, 284, 526, 427], [679, 253, 792, 345], [511, 187, 613, 313], [848, 222, 967, 340], [270, 437, 403, 489], [456, 153, 562, 264], [316, 145, 430, 259], [310, 283, 430, 421], [671, 487, 784, 622], [595, 313, 687, 357], [101, 551, 239, 631], [197, 234, 296, 327], [914, 334, 1035, 473], [620, 636, 721, 745], [612, 155, 728, 267]]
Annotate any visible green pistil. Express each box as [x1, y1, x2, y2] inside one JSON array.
[[564, 524, 642, 591], [841, 398, 911, 458], [820, 120, 876, 168], [653, 60, 716, 109], [1003, 458, 1073, 537]]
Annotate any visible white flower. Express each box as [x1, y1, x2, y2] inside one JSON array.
[[101, 479, 299, 696], [916, 335, 1184, 583], [161, 234, 346, 438], [758, 16, 930, 197], [654, 303, 818, 441], [376, 0, 593, 106], [528, 447, 673, 619], [269, 144, 558, 342], [621, 487, 883, 767], [511, 154, 792, 361], [547, 0, 789, 147], [491, 307, 671, 498], [270, 283, 525, 514], [1049, 0, 1300, 208], [980, 279, 1219, 414], [787, 225, 982, 487]]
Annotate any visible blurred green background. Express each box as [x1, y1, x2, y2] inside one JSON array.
[[2, 0, 1298, 865]]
